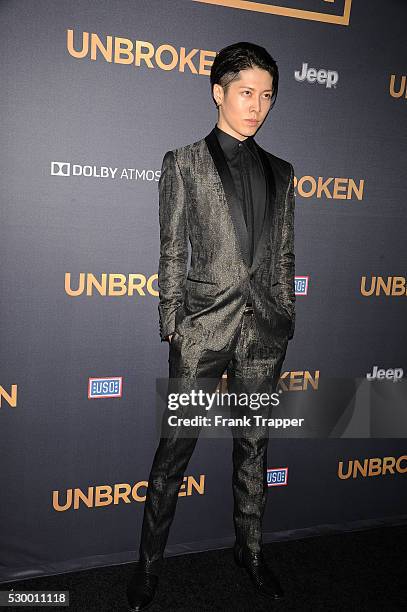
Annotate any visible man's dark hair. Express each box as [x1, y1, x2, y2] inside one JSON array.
[[210, 41, 279, 109]]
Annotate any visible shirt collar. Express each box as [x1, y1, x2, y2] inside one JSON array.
[[214, 124, 259, 162]]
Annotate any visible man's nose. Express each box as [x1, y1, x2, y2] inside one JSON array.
[[250, 97, 261, 113]]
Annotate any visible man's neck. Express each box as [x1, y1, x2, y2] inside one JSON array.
[[216, 120, 248, 142]]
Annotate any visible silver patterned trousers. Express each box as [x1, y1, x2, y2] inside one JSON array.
[[138, 310, 288, 575]]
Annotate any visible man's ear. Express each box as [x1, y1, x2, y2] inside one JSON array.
[[213, 83, 222, 106]]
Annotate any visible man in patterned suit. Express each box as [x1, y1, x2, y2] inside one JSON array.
[[127, 41, 296, 611]]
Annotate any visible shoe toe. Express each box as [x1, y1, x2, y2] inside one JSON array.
[[126, 572, 158, 611]]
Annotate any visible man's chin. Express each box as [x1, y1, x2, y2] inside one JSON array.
[[241, 123, 261, 135]]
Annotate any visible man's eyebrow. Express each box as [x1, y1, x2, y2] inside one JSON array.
[[238, 85, 273, 92]]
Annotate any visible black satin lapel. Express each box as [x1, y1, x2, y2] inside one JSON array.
[[249, 144, 276, 275], [204, 129, 250, 266]]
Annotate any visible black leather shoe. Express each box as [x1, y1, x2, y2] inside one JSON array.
[[233, 544, 284, 600], [126, 565, 159, 611]]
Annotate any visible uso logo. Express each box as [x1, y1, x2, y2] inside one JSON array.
[[295, 276, 309, 295], [267, 467, 288, 487], [88, 377, 123, 399]]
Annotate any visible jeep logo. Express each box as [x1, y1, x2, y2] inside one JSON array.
[[294, 62, 338, 88]]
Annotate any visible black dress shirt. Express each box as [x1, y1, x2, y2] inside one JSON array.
[[214, 124, 267, 306]]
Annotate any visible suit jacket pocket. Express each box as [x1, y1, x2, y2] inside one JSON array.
[[185, 278, 218, 313], [186, 278, 218, 295]]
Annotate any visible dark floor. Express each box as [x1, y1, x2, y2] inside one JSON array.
[[1, 525, 407, 611]]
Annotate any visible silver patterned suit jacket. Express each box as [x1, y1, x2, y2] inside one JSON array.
[[157, 127, 296, 352]]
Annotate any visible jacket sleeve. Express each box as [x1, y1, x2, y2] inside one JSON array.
[[275, 163, 296, 340], [157, 150, 188, 342]]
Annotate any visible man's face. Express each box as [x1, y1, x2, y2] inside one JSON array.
[[214, 66, 273, 140]]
